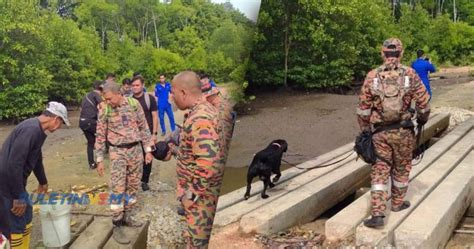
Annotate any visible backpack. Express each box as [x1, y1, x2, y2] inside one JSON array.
[[371, 66, 411, 124]]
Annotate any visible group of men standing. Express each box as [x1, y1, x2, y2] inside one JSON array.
[[84, 71, 234, 247], [0, 70, 234, 248]]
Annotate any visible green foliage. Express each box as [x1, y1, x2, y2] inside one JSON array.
[[249, 0, 474, 89], [0, 0, 255, 120]]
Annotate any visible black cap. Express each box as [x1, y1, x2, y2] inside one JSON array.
[[152, 141, 170, 160]]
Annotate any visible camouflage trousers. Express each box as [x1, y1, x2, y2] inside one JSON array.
[[370, 128, 415, 217], [183, 190, 220, 249], [109, 144, 143, 222]]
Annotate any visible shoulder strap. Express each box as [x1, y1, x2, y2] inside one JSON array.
[[126, 97, 138, 111], [104, 104, 112, 117], [372, 67, 383, 91], [145, 93, 151, 110], [85, 93, 96, 110], [400, 66, 410, 89]]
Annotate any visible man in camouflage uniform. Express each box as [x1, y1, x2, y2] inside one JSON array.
[[95, 82, 154, 244], [356, 38, 430, 228], [200, 74, 236, 164], [172, 71, 224, 248]]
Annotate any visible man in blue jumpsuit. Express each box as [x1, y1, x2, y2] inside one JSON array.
[[412, 49, 436, 99], [155, 74, 176, 136]]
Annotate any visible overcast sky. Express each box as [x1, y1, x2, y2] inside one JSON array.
[[211, 0, 261, 22]]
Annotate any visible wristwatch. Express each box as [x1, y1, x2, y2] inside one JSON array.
[[153, 132, 158, 135]]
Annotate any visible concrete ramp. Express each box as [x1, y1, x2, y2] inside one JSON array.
[[214, 113, 450, 236], [355, 130, 474, 247], [394, 151, 474, 248], [214, 152, 356, 227], [239, 159, 369, 234], [69, 216, 148, 249], [216, 142, 355, 211], [326, 113, 470, 241]]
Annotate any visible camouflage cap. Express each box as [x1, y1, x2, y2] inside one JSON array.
[[382, 38, 403, 51]]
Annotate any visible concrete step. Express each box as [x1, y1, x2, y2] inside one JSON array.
[[325, 115, 472, 241], [67, 215, 94, 246], [213, 154, 356, 227], [216, 143, 355, 212], [418, 113, 450, 144], [239, 159, 370, 234], [70, 217, 113, 249], [103, 222, 149, 249], [355, 130, 474, 247], [394, 151, 474, 248]]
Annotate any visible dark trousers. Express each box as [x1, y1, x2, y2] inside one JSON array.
[[79, 119, 97, 167], [141, 161, 153, 183], [141, 146, 153, 183], [0, 194, 10, 239], [0, 192, 33, 239]]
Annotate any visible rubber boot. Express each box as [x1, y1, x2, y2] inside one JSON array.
[[124, 212, 143, 227], [392, 201, 411, 212], [363, 216, 384, 228], [112, 219, 130, 245], [112, 224, 130, 245]]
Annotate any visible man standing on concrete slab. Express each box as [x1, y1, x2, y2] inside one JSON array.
[[356, 38, 430, 228], [172, 71, 224, 248], [130, 75, 159, 191], [0, 102, 70, 248], [95, 82, 154, 244], [155, 74, 176, 136]]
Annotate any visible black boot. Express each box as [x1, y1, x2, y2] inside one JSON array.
[[141, 182, 150, 191], [392, 201, 410, 212], [363, 216, 384, 228], [89, 162, 97, 170]]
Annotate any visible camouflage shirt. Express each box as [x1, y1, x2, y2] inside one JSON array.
[[95, 97, 153, 162], [176, 98, 223, 196], [356, 64, 430, 131], [204, 89, 234, 160]]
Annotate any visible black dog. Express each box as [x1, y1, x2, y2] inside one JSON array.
[[244, 139, 288, 200]]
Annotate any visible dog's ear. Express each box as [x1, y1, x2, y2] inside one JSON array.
[[282, 143, 288, 152], [280, 140, 288, 152]]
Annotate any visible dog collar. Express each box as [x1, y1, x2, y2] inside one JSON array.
[[271, 143, 281, 148]]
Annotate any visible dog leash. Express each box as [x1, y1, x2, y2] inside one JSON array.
[[282, 150, 355, 170], [412, 125, 425, 166]]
